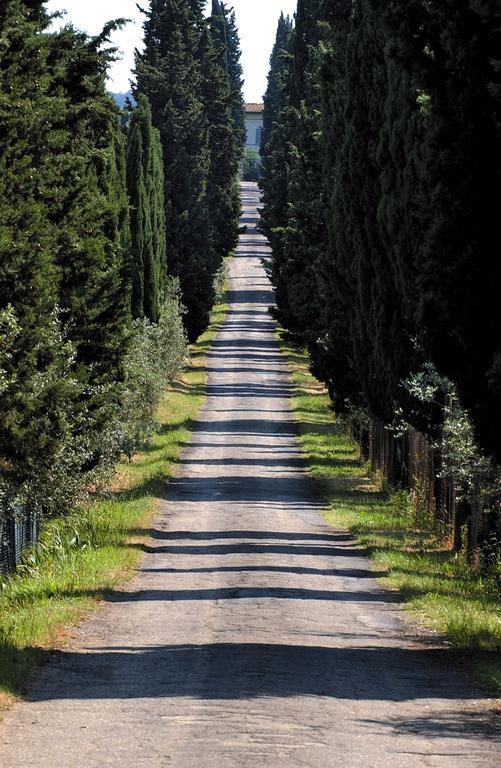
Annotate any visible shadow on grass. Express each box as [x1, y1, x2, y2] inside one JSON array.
[[0, 640, 48, 700], [168, 379, 207, 397]]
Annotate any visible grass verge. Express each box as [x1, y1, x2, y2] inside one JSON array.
[[278, 333, 501, 695], [0, 299, 228, 707]]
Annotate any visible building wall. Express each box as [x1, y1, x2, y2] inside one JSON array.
[[245, 113, 263, 152]]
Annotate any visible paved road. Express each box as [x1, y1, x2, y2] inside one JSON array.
[[0, 183, 498, 767]]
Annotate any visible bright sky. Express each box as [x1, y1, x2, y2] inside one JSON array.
[[46, 1, 297, 102]]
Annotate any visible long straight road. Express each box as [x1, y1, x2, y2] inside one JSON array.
[[0, 183, 498, 767]]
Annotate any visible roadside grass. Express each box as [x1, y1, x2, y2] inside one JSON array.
[[0, 299, 228, 707], [278, 333, 501, 694]]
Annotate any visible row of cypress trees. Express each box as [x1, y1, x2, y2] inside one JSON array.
[[135, 0, 245, 341], [261, 2, 500, 524], [0, 0, 244, 533]]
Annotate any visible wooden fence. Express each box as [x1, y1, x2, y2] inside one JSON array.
[[363, 420, 500, 568]]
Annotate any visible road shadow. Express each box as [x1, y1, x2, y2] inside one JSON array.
[[23, 642, 490, 710], [148, 529, 351, 542], [103, 586, 390, 604], [360, 710, 500, 742]]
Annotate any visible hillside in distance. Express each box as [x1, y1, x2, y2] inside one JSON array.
[[111, 91, 135, 108]]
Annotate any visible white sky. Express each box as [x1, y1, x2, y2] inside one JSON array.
[[46, 1, 297, 102]]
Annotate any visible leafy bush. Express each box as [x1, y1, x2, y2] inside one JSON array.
[[0, 307, 18, 397], [120, 280, 188, 456], [0, 285, 187, 567], [241, 149, 260, 181], [213, 257, 230, 304], [0, 305, 91, 522], [403, 363, 496, 499]]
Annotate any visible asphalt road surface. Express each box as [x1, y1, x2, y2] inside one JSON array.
[[0, 183, 498, 767]]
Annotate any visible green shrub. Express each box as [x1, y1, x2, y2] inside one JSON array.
[[120, 281, 188, 456], [241, 149, 260, 181]]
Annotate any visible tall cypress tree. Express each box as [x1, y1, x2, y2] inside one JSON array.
[[0, 4, 132, 510], [259, 13, 294, 321], [201, 15, 239, 266], [47, 23, 132, 443], [135, 0, 214, 341], [417, 1, 501, 459], [126, 94, 166, 323], [206, 0, 246, 262], [316, 1, 437, 428], [277, 0, 328, 355], [0, 1, 70, 497], [305, 0, 360, 408], [372, 0, 501, 458], [326, 1, 413, 425], [210, 1, 246, 155]]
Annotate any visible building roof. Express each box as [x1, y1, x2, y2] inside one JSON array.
[[245, 103, 264, 114]]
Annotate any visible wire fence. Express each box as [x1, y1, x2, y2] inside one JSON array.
[[0, 507, 40, 575]]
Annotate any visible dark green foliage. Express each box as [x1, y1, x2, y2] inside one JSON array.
[[260, 0, 500, 561], [277, 1, 328, 357], [360, 0, 501, 452], [202, 8, 239, 264], [126, 94, 166, 323], [261, 4, 358, 408], [259, 13, 294, 321], [263, 0, 501, 458], [309, 0, 358, 407], [0, 1, 188, 554], [135, 0, 215, 341], [212, 1, 246, 155], [373, 0, 501, 460], [209, 1, 245, 259], [136, 0, 245, 340], [324, 2, 417, 424], [260, 0, 501, 476], [46, 22, 132, 445], [0, 2, 133, 516], [241, 150, 260, 182], [126, 112, 147, 319], [0, 1, 70, 497]]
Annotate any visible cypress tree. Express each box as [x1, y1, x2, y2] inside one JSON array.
[[310, 0, 362, 409], [277, 0, 328, 356], [0, 4, 132, 509], [126, 94, 166, 323], [126, 108, 148, 320], [0, 1, 70, 497], [418, 1, 501, 459], [46, 23, 132, 445], [259, 13, 294, 322], [149, 110, 167, 307], [317, 2, 437, 429], [135, 0, 215, 341], [210, 1, 246, 155], [327, 2, 413, 425], [205, 0, 246, 262], [372, 0, 501, 458], [200, 19, 238, 266]]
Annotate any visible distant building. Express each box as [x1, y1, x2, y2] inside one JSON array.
[[244, 103, 264, 154]]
